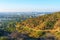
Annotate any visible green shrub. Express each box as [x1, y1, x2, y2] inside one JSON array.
[[0, 36, 9, 40]]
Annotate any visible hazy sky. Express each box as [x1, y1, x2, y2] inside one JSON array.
[[0, 0, 60, 12]]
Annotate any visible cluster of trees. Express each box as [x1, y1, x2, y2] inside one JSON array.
[[0, 14, 36, 40], [0, 21, 16, 40]]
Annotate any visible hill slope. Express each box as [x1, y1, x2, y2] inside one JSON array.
[[16, 12, 60, 39]]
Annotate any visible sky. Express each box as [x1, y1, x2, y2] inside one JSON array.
[[0, 0, 60, 12]]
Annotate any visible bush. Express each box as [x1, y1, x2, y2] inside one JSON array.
[[0, 36, 9, 40]]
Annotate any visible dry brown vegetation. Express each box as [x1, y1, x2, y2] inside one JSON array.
[[16, 12, 60, 39]]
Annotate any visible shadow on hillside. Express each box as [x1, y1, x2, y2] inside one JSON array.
[[9, 31, 56, 40], [0, 29, 10, 36]]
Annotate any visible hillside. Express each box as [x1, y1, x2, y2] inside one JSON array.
[[16, 12, 60, 39]]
